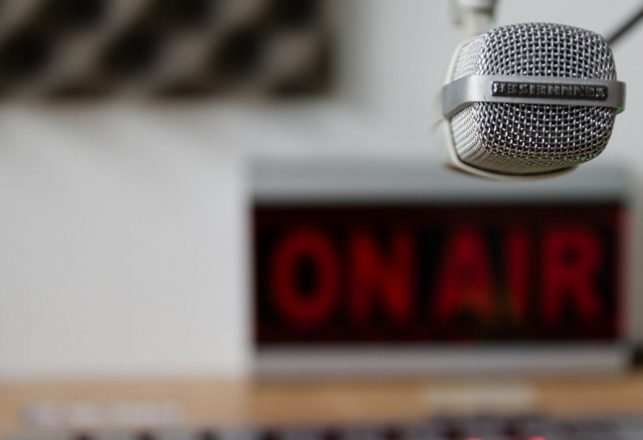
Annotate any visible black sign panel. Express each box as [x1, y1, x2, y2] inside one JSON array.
[[254, 203, 624, 346]]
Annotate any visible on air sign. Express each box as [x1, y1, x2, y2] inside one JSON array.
[[254, 203, 624, 345]]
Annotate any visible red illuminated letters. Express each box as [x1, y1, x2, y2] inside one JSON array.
[[506, 228, 529, 322], [269, 227, 338, 327], [349, 228, 413, 324], [433, 226, 494, 322], [260, 209, 617, 342], [542, 225, 601, 324]]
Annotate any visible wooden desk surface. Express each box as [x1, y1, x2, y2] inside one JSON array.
[[3, 374, 643, 435]]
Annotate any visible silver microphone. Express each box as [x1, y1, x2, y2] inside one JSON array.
[[441, 23, 626, 179]]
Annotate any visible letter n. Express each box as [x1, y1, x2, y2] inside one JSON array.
[[350, 228, 413, 324]]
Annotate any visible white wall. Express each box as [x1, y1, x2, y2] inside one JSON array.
[[0, 107, 249, 377], [0, 0, 642, 378]]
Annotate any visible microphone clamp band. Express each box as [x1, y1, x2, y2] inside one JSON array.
[[442, 75, 626, 119]]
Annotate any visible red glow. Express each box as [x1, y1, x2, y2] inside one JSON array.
[[506, 227, 529, 322], [269, 227, 339, 328], [255, 203, 623, 344], [349, 228, 414, 324], [542, 225, 601, 324], [433, 226, 494, 322]]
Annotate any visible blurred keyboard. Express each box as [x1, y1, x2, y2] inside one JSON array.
[[0, 0, 333, 99], [9, 415, 643, 440]]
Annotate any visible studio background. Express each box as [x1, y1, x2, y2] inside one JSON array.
[[0, 0, 641, 378]]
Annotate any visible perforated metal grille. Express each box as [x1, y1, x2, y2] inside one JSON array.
[[449, 23, 617, 175]]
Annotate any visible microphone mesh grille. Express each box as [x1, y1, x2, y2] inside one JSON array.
[[449, 23, 617, 175]]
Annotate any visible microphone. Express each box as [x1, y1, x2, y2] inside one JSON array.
[[440, 23, 626, 179]]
